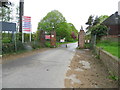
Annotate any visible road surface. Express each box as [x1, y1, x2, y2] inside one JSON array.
[[2, 42, 77, 88]]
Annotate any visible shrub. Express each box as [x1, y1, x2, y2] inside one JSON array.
[[16, 41, 25, 51], [2, 41, 25, 54], [84, 43, 90, 49], [31, 42, 41, 49], [2, 43, 15, 54], [45, 42, 51, 47]]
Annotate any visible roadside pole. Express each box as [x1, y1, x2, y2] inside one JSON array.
[[22, 32, 24, 43], [19, 0, 24, 41], [30, 32, 31, 42]]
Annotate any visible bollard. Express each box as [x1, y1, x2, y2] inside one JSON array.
[[66, 44, 67, 48]]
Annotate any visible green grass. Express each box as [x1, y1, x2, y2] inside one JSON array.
[[97, 40, 119, 58]]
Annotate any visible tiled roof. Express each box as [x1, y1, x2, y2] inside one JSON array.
[[102, 12, 120, 25]]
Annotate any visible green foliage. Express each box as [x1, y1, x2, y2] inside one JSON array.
[[45, 41, 51, 47], [108, 75, 119, 81], [108, 71, 119, 81], [56, 22, 70, 38], [31, 42, 41, 49], [93, 16, 100, 26], [2, 41, 25, 54], [35, 30, 41, 41], [68, 23, 78, 39], [37, 10, 78, 42], [2, 31, 40, 54], [84, 43, 90, 49], [99, 15, 109, 23], [86, 15, 94, 26], [91, 25, 108, 40], [86, 15, 109, 41], [38, 10, 66, 31], [2, 32, 12, 43], [2, 42, 15, 54], [0, 4, 13, 21], [16, 41, 25, 51], [2, 38, 11, 43]]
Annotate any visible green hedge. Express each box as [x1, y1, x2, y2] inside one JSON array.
[[45, 41, 51, 47], [2, 41, 25, 54], [31, 42, 42, 49]]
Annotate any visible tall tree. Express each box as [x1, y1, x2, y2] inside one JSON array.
[[37, 10, 78, 42], [56, 22, 71, 40], [0, 7, 13, 21], [99, 15, 109, 23], [68, 23, 78, 39], [86, 15, 94, 30], [93, 16, 100, 26], [0, 1, 11, 8], [0, 0, 13, 22], [38, 10, 66, 31], [91, 24, 108, 40], [85, 15, 108, 41]]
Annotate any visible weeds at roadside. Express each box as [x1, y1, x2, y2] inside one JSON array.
[[108, 71, 119, 81]]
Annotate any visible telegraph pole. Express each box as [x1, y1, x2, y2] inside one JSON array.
[[19, 0, 24, 41]]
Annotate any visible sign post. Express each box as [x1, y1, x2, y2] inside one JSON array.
[[22, 16, 31, 43]]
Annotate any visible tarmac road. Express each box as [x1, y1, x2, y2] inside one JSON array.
[[2, 42, 77, 88]]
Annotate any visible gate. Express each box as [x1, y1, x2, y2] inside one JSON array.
[[39, 30, 56, 47]]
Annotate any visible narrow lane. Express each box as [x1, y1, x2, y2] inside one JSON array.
[[2, 42, 77, 88]]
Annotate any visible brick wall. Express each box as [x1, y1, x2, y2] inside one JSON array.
[[101, 35, 119, 42], [107, 25, 120, 35], [94, 46, 120, 77]]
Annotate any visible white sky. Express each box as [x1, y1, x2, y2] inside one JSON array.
[[10, 0, 119, 32]]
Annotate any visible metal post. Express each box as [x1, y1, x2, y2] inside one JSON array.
[[94, 34, 96, 46], [30, 32, 31, 42], [22, 32, 24, 43]]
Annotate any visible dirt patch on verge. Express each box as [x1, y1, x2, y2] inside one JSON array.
[[64, 49, 118, 88], [2, 48, 49, 63]]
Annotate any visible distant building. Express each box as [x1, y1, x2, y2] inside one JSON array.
[[102, 12, 120, 36]]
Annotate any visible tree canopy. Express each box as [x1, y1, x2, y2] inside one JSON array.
[[37, 10, 78, 42], [38, 10, 66, 31], [85, 15, 109, 40], [0, 1, 12, 8], [0, 1, 13, 22]]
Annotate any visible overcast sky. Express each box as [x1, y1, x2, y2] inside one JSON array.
[[10, 0, 119, 32]]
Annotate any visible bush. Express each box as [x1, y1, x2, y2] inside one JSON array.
[[31, 42, 41, 49], [45, 41, 51, 47], [2, 43, 15, 54], [2, 41, 25, 54], [84, 43, 90, 49], [2, 39, 11, 43], [16, 41, 25, 51]]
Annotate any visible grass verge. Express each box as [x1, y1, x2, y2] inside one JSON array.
[[97, 40, 119, 58]]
